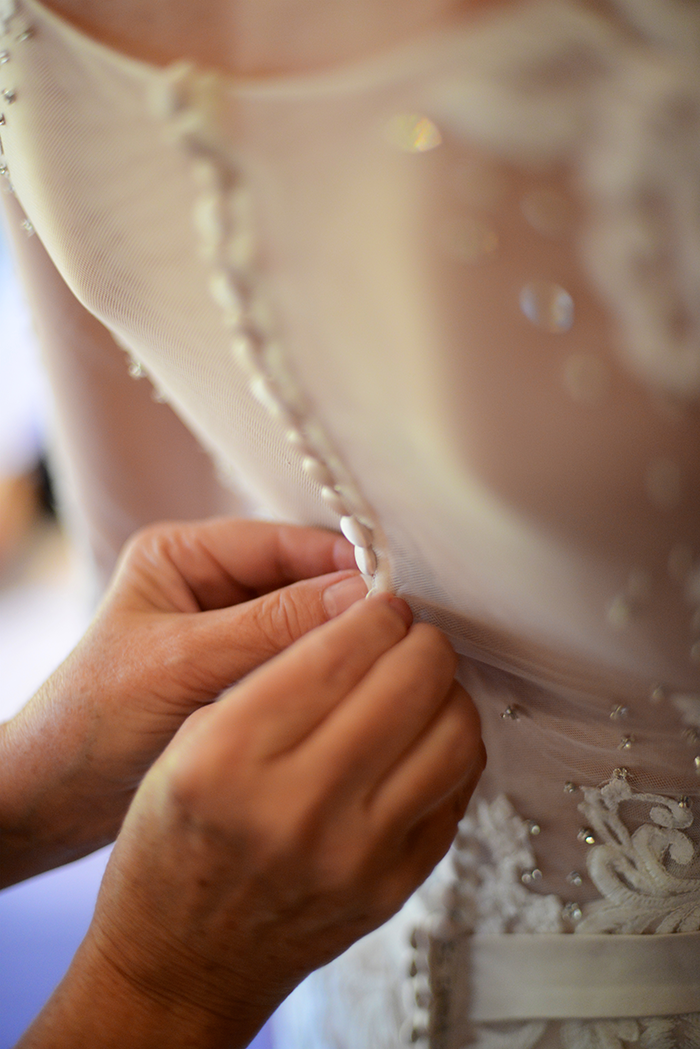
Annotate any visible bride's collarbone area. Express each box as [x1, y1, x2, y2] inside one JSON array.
[[34, 0, 508, 74]]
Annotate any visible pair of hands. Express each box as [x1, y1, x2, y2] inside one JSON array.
[[7, 518, 484, 1048]]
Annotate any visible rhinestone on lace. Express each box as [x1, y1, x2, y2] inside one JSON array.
[[618, 735, 635, 751], [562, 902, 583, 923], [567, 871, 584, 887], [610, 704, 628, 720], [564, 781, 578, 793], [578, 828, 596, 845], [500, 705, 521, 721]]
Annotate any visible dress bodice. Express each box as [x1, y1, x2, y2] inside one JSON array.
[[4, 0, 700, 1044]]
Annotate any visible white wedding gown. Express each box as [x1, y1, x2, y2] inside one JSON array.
[[3, 0, 700, 1044]]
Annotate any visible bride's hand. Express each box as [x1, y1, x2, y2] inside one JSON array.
[[0, 517, 365, 884], [25, 595, 484, 1049]]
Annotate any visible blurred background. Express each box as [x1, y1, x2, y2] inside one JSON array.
[[0, 223, 273, 1048]]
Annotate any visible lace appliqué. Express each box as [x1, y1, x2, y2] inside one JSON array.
[[473, 1016, 700, 1049], [457, 794, 565, 934], [559, 1014, 700, 1049], [448, 788, 700, 1048], [576, 777, 700, 934]]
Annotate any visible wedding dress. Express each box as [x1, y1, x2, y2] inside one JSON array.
[[2, 0, 700, 1044]]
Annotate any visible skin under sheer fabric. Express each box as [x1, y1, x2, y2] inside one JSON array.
[[2, 0, 700, 1045]]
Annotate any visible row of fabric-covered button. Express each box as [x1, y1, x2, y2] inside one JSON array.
[[0, 0, 35, 225], [149, 63, 389, 592]]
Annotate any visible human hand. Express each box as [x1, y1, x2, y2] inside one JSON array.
[[0, 518, 365, 884], [66, 595, 484, 1049]]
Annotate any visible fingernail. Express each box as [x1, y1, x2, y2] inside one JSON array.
[[322, 573, 368, 617], [333, 535, 357, 571], [373, 593, 413, 629]]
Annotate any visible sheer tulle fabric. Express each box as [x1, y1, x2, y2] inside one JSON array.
[[3, 0, 700, 1044]]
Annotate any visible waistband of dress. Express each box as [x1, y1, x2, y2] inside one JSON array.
[[469, 931, 700, 1022]]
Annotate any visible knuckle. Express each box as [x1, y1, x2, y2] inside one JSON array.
[[166, 749, 209, 817], [254, 587, 314, 652], [164, 716, 252, 820], [119, 521, 176, 572]]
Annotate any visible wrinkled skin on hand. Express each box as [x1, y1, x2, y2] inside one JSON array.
[[0, 518, 365, 882], [87, 595, 484, 1044], [8, 517, 484, 1049]]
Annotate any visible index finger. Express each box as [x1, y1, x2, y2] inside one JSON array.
[[208, 595, 413, 755], [114, 517, 356, 612]]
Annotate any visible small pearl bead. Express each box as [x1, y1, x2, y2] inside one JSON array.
[[302, 456, 334, 487], [250, 374, 281, 414], [285, 427, 312, 455], [226, 227, 255, 269], [320, 486, 347, 515], [521, 868, 542, 885], [265, 398, 296, 427], [231, 331, 263, 373], [209, 270, 244, 316], [563, 902, 583, 923]]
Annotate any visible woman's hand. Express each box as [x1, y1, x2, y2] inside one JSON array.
[[0, 518, 365, 885], [20, 595, 484, 1049]]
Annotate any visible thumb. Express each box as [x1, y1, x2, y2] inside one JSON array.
[[202, 570, 369, 681]]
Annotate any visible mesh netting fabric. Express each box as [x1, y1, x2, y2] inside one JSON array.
[[4, 0, 700, 1044]]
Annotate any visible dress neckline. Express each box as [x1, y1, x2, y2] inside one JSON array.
[[18, 0, 503, 101]]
